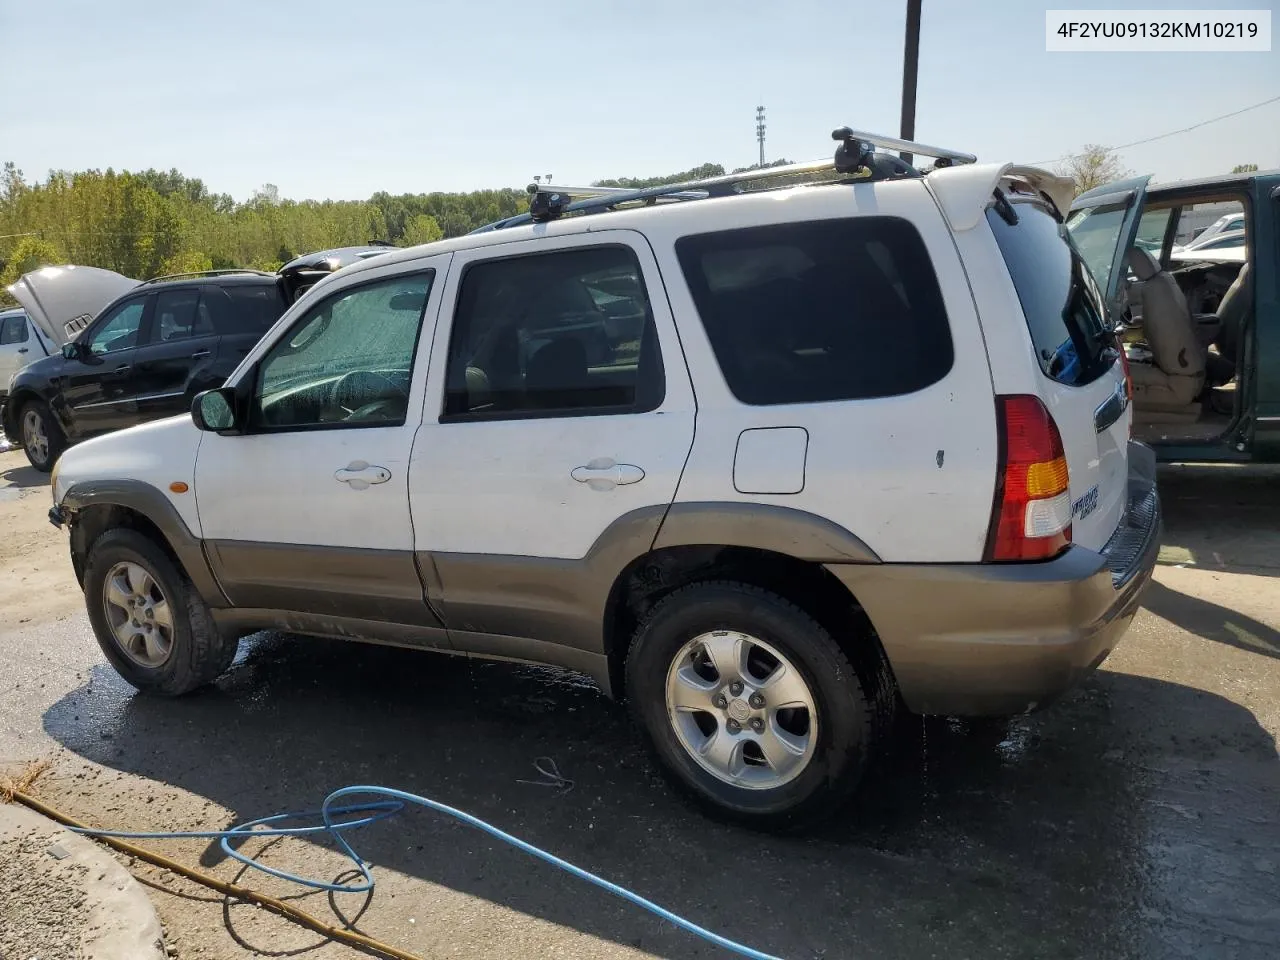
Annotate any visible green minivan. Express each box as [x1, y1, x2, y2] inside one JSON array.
[[1067, 168, 1278, 463]]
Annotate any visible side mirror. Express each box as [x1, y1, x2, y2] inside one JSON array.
[[191, 388, 241, 433], [61, 342, 81, 361]]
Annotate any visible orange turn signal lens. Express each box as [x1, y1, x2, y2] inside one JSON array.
[[1024, 457, 1069, 498], [169, 482, 189, 494]]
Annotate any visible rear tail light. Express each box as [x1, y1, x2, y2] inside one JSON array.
[[984, 395, 1072, 562]]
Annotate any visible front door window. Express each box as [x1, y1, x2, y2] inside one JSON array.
[[87, 300, 146, 355], [253, 272, 435, 429]]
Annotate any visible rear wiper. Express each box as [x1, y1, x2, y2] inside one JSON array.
[[992, 190, 1019, 226]]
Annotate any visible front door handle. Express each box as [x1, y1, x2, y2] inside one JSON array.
[[17, 347, 28, 354], [571, 459, 645, 491], [191, 349, 211, 359], [334, 460, 392, 490], [114, 364, 131, 375]]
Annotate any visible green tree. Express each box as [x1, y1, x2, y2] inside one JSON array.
[[1231, 163, 1258, 173], [0, 159, 763, 284], [400, 214, 444, 247], [593, 163, 725, 189], [0, 236, 65, 305], [731, 158, 794, 174], [157, 250, 213, 277], [1057, 145, 1130, 196]]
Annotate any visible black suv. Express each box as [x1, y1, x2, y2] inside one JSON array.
[[3, 270, 289, 471]]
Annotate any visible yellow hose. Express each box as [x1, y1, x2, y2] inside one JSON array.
[[10, 791, 426, 960]]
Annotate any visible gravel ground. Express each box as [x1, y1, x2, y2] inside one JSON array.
[[0, 827, 88, 960]]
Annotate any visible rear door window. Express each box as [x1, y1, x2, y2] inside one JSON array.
[[150, 288, 206, 343], [442, 245, 664, 419], [0, 314, 29, 345], [988, 197, 1114, 386], [675, 217, 953, 406]]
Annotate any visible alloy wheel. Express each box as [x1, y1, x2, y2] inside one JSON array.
[[102, 561, 175, 667], [22, 409, 48, 464], [664, 631, 818, 790]]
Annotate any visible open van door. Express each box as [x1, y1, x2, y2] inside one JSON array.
[[6, 265, 140, 346], [1067, 175, 1152, 321]]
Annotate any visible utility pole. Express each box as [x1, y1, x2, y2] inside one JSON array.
[[899, 0, 922, 165], [755, 106, 766, 169]]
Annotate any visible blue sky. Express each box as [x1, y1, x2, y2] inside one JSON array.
[[1, 0, 1276, 201]]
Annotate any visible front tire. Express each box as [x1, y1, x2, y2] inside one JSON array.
[[626, 581, 875, 831], [84, 529, 239, 696], [20, 399, 65, 473]]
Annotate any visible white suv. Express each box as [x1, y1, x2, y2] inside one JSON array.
[[47, 131, 1160, 829]]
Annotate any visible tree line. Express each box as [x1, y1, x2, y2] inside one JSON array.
[[0, 159, 811, 305], [0, 162, 538, 304], [4, 146, 1256, 305]]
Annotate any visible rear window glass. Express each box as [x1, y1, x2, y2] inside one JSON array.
[[988, 198, 1113, 386], [675, 217, 953, 406]]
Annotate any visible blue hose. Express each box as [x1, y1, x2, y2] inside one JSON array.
[[69, 784, 785, 960]]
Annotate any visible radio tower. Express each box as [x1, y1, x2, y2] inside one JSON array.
[[755, 106, 766, 168]]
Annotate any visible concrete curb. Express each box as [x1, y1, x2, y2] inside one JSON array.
[[0, 801, 166, 960]]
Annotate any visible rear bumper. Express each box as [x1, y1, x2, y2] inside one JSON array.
[[827, 441, 1162, 717]]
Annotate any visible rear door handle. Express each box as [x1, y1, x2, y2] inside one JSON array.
[[334, 461, 392, 490], [17, 347, 28, 354], [114, 364, 131, 374], [191, 349, 211, 359], [571, 459, 645, 490]]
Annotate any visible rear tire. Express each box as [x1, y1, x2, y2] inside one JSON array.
[[20, 399, 65, 473], [626, 581, 875, 831], [84, 528, 239, 696]]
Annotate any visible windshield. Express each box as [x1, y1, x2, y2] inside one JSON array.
[[990, 196, 1114, 387]]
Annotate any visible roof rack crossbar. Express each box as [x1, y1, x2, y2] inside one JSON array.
[[838, 129, 976, 165], [472, 128, 975, 233], [141, 268, 274, 285], [527, 184, 708, 201], [476, 158, 841, 233]]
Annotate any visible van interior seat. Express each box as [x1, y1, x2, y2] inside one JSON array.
[[1204, 262, 1253, 387], [1125, 247, 1206, 423]]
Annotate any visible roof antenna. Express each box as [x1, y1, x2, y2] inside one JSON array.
[[831, 127, 874, 175]]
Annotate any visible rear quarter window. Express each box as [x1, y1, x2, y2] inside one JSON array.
[[675, 217, 954, 406], [987, 199, 1114, 386], [204, 283, 289, 336]]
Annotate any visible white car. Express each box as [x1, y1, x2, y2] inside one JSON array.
[[47, 130, 1160, 829], [1169, 227, 1248, 264], [1174, 211, 1245, 252], [0, 308, 57, 405]]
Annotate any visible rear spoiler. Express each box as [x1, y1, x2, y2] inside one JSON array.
[[926, 163, 1076, 231]]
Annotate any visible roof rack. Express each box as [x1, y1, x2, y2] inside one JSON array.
[[472, 128, 976, 233], [524, 184, 708, 201], [141, 268, 275, 285]]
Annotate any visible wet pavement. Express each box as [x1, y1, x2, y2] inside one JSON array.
[[2, 465, 1280, 959]]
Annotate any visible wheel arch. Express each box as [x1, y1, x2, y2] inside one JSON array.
[[2, 387, 42, 441], [602, 541, 897, 711], [62, 480, 227, 606]]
